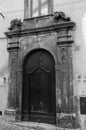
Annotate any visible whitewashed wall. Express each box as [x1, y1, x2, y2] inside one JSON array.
[[54, 0, 86, 129], [0, 0, 24, 114], [53, 0, 86, 104]]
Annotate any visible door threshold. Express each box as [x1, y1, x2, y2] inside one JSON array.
[[15, 121, 57, 129]]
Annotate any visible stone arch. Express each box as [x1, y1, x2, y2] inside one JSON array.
[[22, 46, 57, 67]]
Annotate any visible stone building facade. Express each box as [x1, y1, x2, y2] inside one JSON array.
[[4, 0, 86, 130]]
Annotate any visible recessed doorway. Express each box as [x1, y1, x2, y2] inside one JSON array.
[[22, 49, 56, 124]]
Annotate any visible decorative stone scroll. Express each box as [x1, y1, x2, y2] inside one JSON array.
[[54, 12, 70, 23], [8, 19, 22, 31]]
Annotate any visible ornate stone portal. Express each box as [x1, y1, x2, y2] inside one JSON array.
[[4, 12, 78, 129]]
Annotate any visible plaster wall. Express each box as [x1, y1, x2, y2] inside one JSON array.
[[0, 5, 23, 116], [0, 39, 8, 114], [54, 0, 86, 90], [54, 0, 86, 129]]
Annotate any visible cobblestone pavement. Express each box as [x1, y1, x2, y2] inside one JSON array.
[[0, 121, 47, 130], [0, 116, 64, 130], [0, 122, 30, 130], [0, 121, 57, 130], [0, 121, 77, 130]]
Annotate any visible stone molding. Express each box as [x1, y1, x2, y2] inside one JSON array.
[[5, 12, 75, 38], [5, 21, 75, 38]]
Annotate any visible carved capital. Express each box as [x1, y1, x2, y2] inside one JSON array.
[[7, 42, 20, 51]]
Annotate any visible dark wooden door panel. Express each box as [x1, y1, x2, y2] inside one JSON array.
[[22, 49, 56, 124], [29, 67, 50, 115]]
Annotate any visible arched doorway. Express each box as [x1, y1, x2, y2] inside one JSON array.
[[22, 49, 56, 124]]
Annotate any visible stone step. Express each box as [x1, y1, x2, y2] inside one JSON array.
[[15, 122, 80, 130], [0, 121, 80, 130]]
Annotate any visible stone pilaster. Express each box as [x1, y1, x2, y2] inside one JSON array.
[[4, 38, 20, 122], [56, 26, 78, 128]]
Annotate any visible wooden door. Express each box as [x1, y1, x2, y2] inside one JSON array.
[[22, 49, 56, 124]]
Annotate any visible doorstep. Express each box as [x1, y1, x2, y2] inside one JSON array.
[[14, 122, 81, 130]]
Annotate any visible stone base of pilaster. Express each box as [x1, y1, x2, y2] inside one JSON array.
[[3, 109, 16, 122], [56, 113, 80, 129]]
